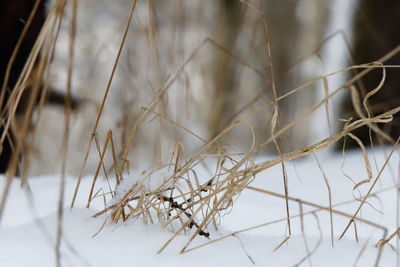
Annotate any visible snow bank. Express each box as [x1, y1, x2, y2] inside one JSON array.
[[1, 148, 399, 266]]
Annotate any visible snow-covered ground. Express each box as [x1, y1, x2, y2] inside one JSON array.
[[1, 147, 400, 266]]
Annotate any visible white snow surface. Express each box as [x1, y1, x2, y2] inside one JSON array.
[[1, 148, 400, 266]]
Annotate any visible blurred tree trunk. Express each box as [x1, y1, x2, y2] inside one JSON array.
[[260, 0, 329, 151], [209, 0, 330, 151], [341, 0, 400, 148], [209, 0, 242, 138]]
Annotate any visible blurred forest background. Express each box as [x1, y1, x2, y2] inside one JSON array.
[[1, 0, 399, 177]]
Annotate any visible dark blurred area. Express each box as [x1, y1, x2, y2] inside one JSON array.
[[342, 0, 400, 148], [0, 0, 45, 92], [0, 0, 78, 173], [0, 0, 45, 173]]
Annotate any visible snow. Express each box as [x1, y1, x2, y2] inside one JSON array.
[[1, 147, 400, 266]]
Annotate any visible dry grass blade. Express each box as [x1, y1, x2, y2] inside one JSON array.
[[339, 136, 400, 240], [273, 236, 291, 252], [56, 0, 77, 265], [232, 234, 256, 265], [312, 152, 334, 247], [240, 0, 291, 236], [143, 107, 207, 143], [70, 0, 138, 208], [181, 182, 390, 256], [322, 77, 333, 144], [347, 133, 372, 185], [363, 62, 386, 119], [376, 227, 400, 248], [354, 236, 372, 267], [246, 186, 387, 231], [294, 212, 322, 267], [349, 75, 393, 144], [298, 202, 313, 267], [87, 131, 117, 208]]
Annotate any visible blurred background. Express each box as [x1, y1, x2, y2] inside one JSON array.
[[1, 0, 399, 176]]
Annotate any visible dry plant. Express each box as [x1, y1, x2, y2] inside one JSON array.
[[77, 1, 400, 262], [1, 0, 400, 266]]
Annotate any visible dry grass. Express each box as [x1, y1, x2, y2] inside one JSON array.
[[1, 0, 400, 266]]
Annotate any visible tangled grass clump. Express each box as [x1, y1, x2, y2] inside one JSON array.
[[90, 145, 257, 252]]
